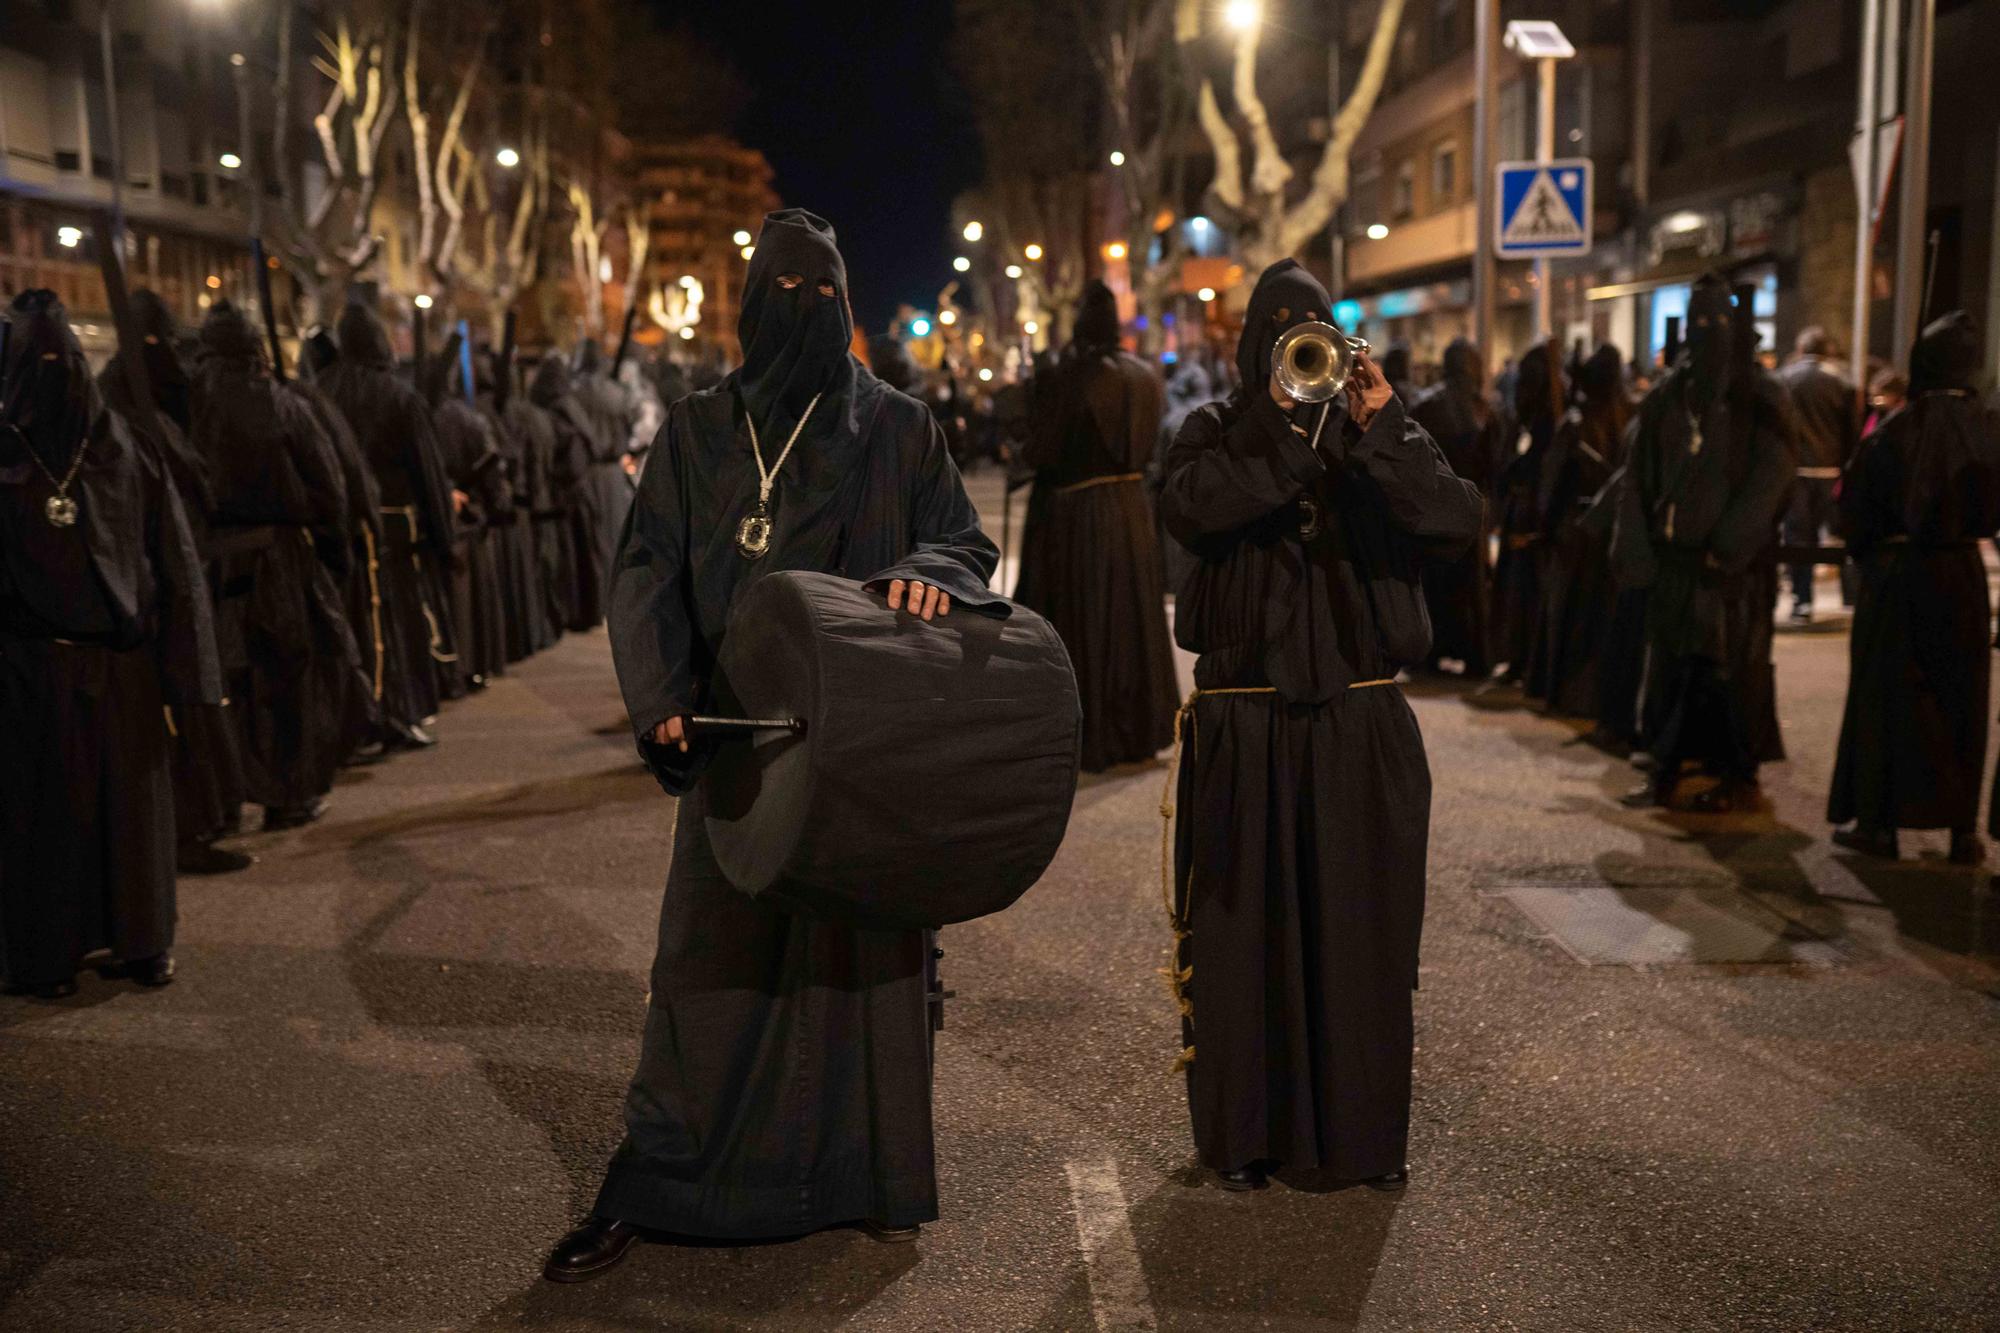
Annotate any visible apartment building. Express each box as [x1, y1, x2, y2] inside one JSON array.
[[633, 134, 780, 363]]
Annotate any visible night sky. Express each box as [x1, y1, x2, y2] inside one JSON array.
[[671, 1, 983, 335]]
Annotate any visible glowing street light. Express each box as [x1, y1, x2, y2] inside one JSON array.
[[205, 274, 223, 290], [910, 317, 933, 337], [679, 274, 697, 289], [678, 326, 696, 341], [1104, 241, 1128, 260], [218, 151, 242, 170], [1023, 320, 1039, 335], [1366, 223, 1390, 240], [740, 244, 755, 260], [733, 229, 753, 247], [938, 309, 959, 326], [413, 293, 433, 309], [1197, 286, 1217, 302], [953, 255, 971, 273], [1005, 264, 1024, 280], [1023, 244, 1044, 262], [962, 221, 984, 243], [1224, 0, 1261, 31], [56, 226, 82, 248], [1190, 215, 1210, 231], [1109, 150, 1126, 167], [978, 367, 994, 382], [495, 146, 521, 169]]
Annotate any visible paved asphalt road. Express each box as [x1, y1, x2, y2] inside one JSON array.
[[4, 471, 1998, 1331]]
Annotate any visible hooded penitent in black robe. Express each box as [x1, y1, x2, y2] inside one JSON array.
[[1159, 261, 1482, 1181], [0, 291, 220, 989], [1495, 343, 1562, 688], [1612, 278, 1795, 806], [434, 392, 508, 691], [505, 371, 577, 639], [474, 354, 554, 661], [102, 290, 245, 847], [576, 340, 638, 606], [1017, 281, 1177, 771], [1534, 346, 1631, 719], [593, 209, 1003, 1239], [192, 303, 360, 816], [1409, 339, 1504, 676], [532, 357, 604, 632], [289, 341, 383, 752], [321, 304, 458, 738], [1823, 314, 2000, 837]]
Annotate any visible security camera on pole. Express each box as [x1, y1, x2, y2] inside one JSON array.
[[1496, 20, 1585, 339]]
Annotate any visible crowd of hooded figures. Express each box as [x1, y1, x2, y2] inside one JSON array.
[[0, 285, 678, 1000]]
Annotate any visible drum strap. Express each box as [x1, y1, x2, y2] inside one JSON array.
[[1055, 472, 1144, 497], [1158, 679, 1398, 1074]]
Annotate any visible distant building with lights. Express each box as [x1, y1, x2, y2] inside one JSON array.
[[633, 135, 780, 363], [0, 4, 256, 353]]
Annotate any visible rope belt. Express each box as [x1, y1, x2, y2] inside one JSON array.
[[359, 525, 386, 702], [1796, 466, 1842, 480], [1157, 677, 1399, 1074], [379, 505, 423, 544], [1055, 472, 1144, 497]]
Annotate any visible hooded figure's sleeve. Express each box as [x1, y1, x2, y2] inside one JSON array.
[[143, 435, 222, 708], [1610, 413, 1659, 588], [405, 398, 458, 564], [281, 394, 352, 576], [864, 415, 1008, 614], [1158, 394, 1327, 546], [1707, 382, 1797, 574], [1331, 398, 1482, 556], [609, 409, 703, 793]]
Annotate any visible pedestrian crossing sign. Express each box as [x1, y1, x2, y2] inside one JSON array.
[[1496, 159, 1593, 258]]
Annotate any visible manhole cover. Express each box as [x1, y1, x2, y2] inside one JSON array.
[[1489, 883, 1843, 966]]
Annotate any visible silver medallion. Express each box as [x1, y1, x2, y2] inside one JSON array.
[[736, 506, 772, 560], [1297, 494, 1323, 541], [45, 494, 78, 528]]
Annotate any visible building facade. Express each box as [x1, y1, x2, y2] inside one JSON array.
[[632, 134, 780, 363]]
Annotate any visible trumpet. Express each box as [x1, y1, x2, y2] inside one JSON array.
[[1273, 321, 1372, 403]]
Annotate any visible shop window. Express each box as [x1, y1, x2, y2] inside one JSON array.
[[1393, 160, 1415, 220], [1431, 141, 1458, 205]]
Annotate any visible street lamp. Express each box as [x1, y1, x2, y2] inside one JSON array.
[[1024, 244, 1044, 261], [740, 244, 755, 260], [911, 317, 933, 337], [495, 146, 521, 169], [939, 309, 958, 326], [1023, 320, 1039, 335], [218, 151, 242, 170], [1224, 0, 1261, 32], [953, 256, 971, 273], [56, 226, 82, 249], [1197, 286, 1217, 302], [978, 367, 994, 383], [1104, 241, 1128, 260], [1502, 19, 1577, 338], [733, 229, 753, 247], [1005, 264, 1024, 280], [963, 221, 984, 243], [413, 293, 433, 309], [1108, 150, 1126, 167], [1366, 223, 1390, 240], [678, 326, 696, 341]]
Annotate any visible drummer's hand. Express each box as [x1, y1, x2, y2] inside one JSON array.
[[1345, 351, 1394, 428], [651, 715, 689, 753], [885, 578, 951, 621], [1268, 370, 1296, 411]]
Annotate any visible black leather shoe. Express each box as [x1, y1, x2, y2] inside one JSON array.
[[1689, 781, 1756, 815], [1620, 781, 1669, 809], [1833, 825, 1899, 860], [178, 842, 254, 875], [857, 1220, 921, 1243], [543, 1217, 640, 1283], [1363, 1168, 1409, 1193], [384, 724, 436, 751], [263, 797, 328, 831], [125, 954, 175, 987], [1216, 1166, 1268, 1192], [3, 977, 78, 1000]]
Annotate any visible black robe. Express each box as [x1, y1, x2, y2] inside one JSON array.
[[479, 393, 553, 660], [1018, 339, 1178, 771], [1534, 403, 1625, 718], [321, 307, 458, 733], [435, 398, 508, 691], [288, 377, 383, 751], [1159, 389, 1481, 1179], [1827, 318, 2000, 834], [1, 328, 219, 986], [192, 335, 360, 811], [504, 392, 577, 639], [1492, 418, 1550, 684], [1612, 366, 1795, 779], [1409, 378, 1502, 675], [531, 361, 605, 631], [596, 362, 1003, 1239]]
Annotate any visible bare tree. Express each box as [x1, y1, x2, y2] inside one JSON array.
[[1182, 0, 1406, 273], [401, 2, 489, 303]]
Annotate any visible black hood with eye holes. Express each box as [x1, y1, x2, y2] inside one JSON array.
[[1235, 259, 1334, 394], [737, 208, 856, 440], [3, 288, 100, 472]]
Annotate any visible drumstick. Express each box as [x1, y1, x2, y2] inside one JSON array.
[[683, 716, 808, 736]]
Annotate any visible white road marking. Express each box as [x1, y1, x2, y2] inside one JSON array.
[[1065, 1159, 1159, 1331]]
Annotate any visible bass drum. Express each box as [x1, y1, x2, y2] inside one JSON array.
[[704, 570, 1080, 929]]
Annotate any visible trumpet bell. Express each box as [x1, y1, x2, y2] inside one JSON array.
[[1273, 321, 1372, 404]]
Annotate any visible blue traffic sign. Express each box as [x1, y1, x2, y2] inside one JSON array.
[[1496, 159, 1593, 258]]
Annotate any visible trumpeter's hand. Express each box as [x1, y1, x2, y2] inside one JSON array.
[[1345, 351, 1394, 428], [1268, 370, 1297, 411], [651, 715, 689, 753], [885, 578, 951, 622]]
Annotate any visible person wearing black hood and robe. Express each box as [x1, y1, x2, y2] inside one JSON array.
[[507, 356, 578, 638], [475, 350, 554, 661], [1826, 313, 2000, 863], [1534, 345, 1631, 719], [1612, 275, 1795, 812], [575, 339, 638, 604], [430, 353, 508, 693], [1410, 338, 1504, 677], [1017, 280, 1176, 770], [321, 303, 457, 747], [1494, 341, 1563, 690], [866, 333, 925, 398], [545, 209, 1003, 1279], [101, 289, 251, 872], [0, 290, 219, 997], [531, 355, 603, 631], [1158, 260, 1482, 1194], [192, 301, 359, 829]]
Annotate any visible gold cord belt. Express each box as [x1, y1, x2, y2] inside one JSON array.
[[1157, 678, 1398, 1073], [1055, 472, 1144, 497]]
